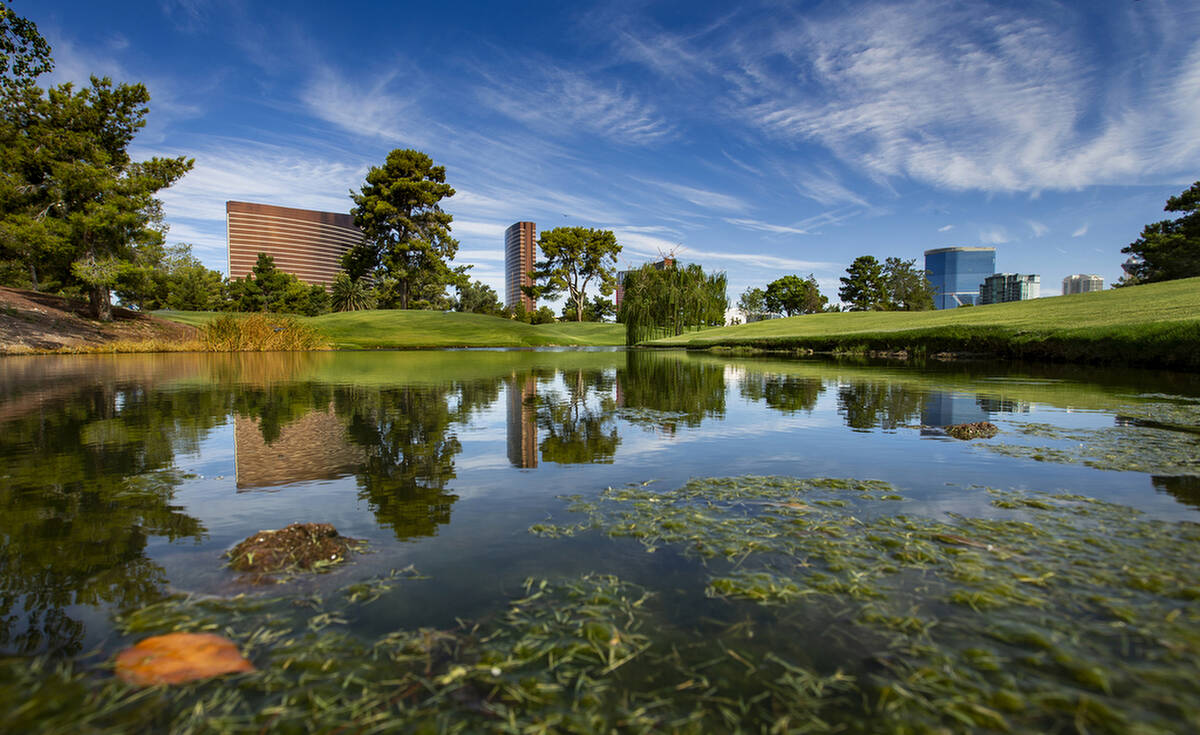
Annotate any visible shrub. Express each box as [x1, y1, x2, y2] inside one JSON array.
[[200, 313, 327, 351]]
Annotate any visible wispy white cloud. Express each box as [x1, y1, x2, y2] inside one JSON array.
[[1027, 220, 1049, 237], [725, 218, 810, 235], [979, 226, 1011, 245], [938, 224, 955, 232], [1072, 224, 1089, 237], [477, 66, 673, 146], [620, 0, 1200, 193], [640, 179, 749, 212], [301, 66, 423, 144]]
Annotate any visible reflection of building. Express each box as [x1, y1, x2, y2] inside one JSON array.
[[979, 273, 1040, 304], [924, 247, 995, 309], [615, 257, 675, 309], [921, 392, 990, 428], [226, 201, 361, 287], [505, 221, 537, 311], [1062, 274, 1104, 295], [506, 374, 538, 468], [234, 407, 364, 489]]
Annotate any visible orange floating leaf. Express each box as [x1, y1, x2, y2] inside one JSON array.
[[115, 632, 255, 686]]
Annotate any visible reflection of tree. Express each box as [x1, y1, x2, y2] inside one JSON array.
[[617, 352, 726, 433], [739, 375, 824, 414], [336, 381, 498, 540], [0, 382, 212, 656], [536, 369, 620, 464], [235, 383, 334, 445], [837, 382, 925, 431], [1152, 476, 1200, 510]]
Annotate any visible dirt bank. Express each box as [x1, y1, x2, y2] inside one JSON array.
[[0, 286, 197, 353]]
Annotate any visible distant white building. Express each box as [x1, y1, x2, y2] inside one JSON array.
[[1062, 274, 1104, 295], [979, 273, 1040, 305], [724, 307, 781, 326]]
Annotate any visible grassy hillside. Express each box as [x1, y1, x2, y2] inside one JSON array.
[[649, 277, 1200, 369], [155, 309, 625, 348]]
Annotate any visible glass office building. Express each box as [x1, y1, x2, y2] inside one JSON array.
[[924, 247, 996, 309]]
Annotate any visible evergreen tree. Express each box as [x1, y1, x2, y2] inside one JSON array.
[[345, 149, 467, 309], [1121, 182, 1200, 284], [881, 257, 935, 311], [838, 256, 887, 311], [0, 9, 192, 318]]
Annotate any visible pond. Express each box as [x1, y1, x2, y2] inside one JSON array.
[[1, 349, 1198, 732]]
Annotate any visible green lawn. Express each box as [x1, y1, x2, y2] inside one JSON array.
[[649, 277, 1200, 369], [154, 309, 625, 348]]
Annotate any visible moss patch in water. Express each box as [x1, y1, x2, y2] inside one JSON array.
[[226, 523, 365, 576], [944, 421, 999, 439]]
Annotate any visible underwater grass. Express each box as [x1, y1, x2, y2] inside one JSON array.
[[3, 477, 1199, 733], [533, 476, 1200, 733]]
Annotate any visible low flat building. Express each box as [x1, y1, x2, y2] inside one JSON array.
[[1062, 274, 1104, 294], [226, 201, 361, 287], [979, 273, 1040, 305]]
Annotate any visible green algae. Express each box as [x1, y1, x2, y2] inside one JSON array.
[[980, 397, 1200, 476], [3, 475, 1199, 733], [529, 476, 1200, 733]]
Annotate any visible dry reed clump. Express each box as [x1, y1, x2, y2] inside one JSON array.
[[200, 313, 327, 351]]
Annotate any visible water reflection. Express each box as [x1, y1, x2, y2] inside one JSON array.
[[536, 369, 620, 464], [506, 374, 538, 469], [3, 350, 1199, 659], [0, 360, 215, 656]]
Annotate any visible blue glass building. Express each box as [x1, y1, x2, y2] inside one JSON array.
[[924, 247, 996, 309]]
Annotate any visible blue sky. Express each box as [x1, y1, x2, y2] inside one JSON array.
[[27, 0, 1200, 305]]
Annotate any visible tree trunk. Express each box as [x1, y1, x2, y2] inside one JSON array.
[[29, 263, 39, 291], [90, 284, 113, 322]]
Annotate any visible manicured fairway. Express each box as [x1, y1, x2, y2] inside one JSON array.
[[155, 309, 626, 348], [649, 277, 1200, 369]]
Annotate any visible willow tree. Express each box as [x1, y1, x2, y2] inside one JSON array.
[[618, 262, 727, 345]]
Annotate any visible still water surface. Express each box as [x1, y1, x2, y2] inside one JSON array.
[[2, 349, 1198, 729]]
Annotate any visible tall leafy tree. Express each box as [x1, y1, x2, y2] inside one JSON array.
[[618, 261, 727, 345], [455, 279, 502, 315], [0, 14, 193, 320], [526, 227, 621, 322], [737, 287, 768, 321], [765, 274, 827, 316], [881, 257, 935, 311], [838, 255, 887, 311], [345, 149, 466, 310], [1121, 181, 1200, 284]]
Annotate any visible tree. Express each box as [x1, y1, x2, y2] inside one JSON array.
[[881, 257, 935, 311], [227, 253, 328, 316], [737, 287, 768, 321], [1121, 182, 1200, 284], [0, 3, 51, 93], [839, 256, 887, 311], [114, 242, 223, 311], [618, 261, 727, 345], [0, 38, 193, 319], [765, 274, 827, 316], [526, 227, 621, 322], [455, 279, 501, 315], [344, 149, 467, 309], [331, 272, 375, 312]]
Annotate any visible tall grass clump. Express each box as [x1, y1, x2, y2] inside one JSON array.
[[200, 313, 327, 351]]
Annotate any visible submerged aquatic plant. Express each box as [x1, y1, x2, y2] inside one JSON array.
[[532, 476, 1200, 733]]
